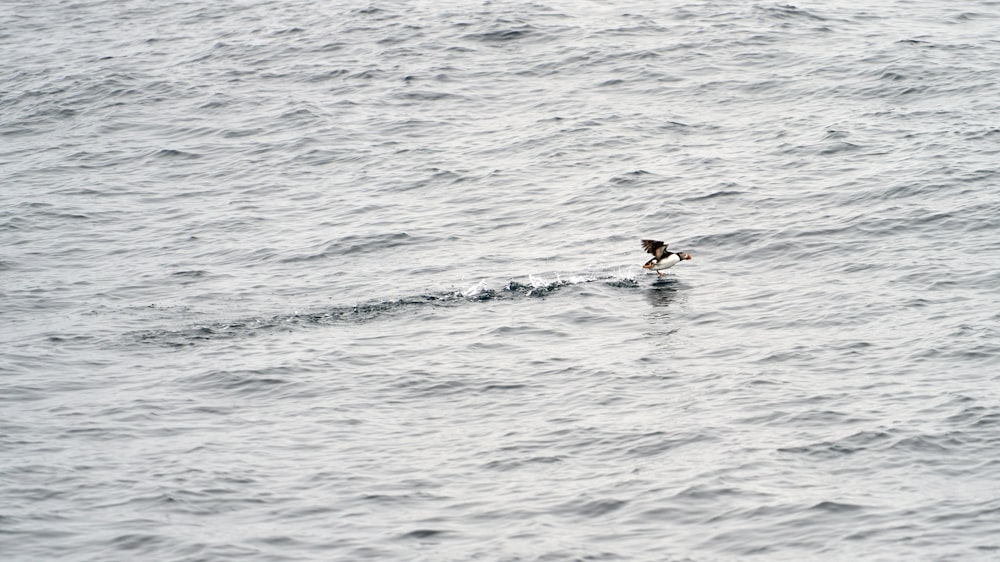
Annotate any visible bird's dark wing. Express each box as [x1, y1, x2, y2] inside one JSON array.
[[641, 239, 668, 258]]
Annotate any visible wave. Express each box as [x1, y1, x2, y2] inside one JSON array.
[[133, 270, 643, 347]]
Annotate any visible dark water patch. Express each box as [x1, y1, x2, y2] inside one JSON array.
[[779, 430, 895, 459], [754, 4, 828, 22], [482, 455, 562, 472], [672, 484, 767, 502], [346, 68, 388, 81], [351, 6, 385, 16], [953, 12, 990, 22], [739, 408, 865, 428], [609, 169, 656, 186], [279, 232, 427, 262], [463, 26, 535, 43], [271, 26, 305, 36], [480, 383, 527, 392], [878, 69, 908, 81], [683, 189, 743, 202], [172, 270, 208, 278], [597, 78, 626, 87], [810, 501, 865, 513], [400, 529, 447, 540], [391, 374, 468, 397], [395, 90, 460, 102], [179, 368, 299, 397], [147, 148, 201, 160], [109, 533, 166, 552], [565, 498, 628, 518], [657, 119, 692, 131], [625, 432, 703, 458], [818, 141, 861, 155], [946, 407, 1000, 429]]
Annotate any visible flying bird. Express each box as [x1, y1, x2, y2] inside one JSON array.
[[641, 239, 692, 277]]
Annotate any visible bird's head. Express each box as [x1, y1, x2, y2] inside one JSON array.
[[642, 259, 654, 269], [678, 252, 692, 261]]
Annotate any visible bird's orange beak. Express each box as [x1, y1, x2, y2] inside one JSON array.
[[642, 262, 652, 269]]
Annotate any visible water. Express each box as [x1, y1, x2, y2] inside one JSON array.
[[3, 0, 1000, 560]]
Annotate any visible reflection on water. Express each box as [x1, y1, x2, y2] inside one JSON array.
[[643, 276, 687, 336], [646, 277, 685, 308]]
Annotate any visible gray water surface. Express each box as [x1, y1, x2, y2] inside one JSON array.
[[3, 1, 1000, 560]]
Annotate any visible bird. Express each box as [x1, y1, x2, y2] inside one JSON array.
[[641, 239, 692, 277]]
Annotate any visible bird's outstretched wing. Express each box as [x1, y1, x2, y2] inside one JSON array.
[[641, 239, 668, 259]]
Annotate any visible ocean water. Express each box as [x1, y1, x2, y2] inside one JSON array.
[[3, 0, 1000, 560]]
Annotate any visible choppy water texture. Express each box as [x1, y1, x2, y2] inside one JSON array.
[[4, 0, 1000, 560]]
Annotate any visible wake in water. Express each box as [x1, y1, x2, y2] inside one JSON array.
[[135, 268, 645, 346]]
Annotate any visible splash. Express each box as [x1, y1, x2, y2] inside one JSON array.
[[461, 278, 489, 298]]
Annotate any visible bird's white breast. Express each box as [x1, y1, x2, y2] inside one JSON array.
[[652, 253, 681, 270]]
